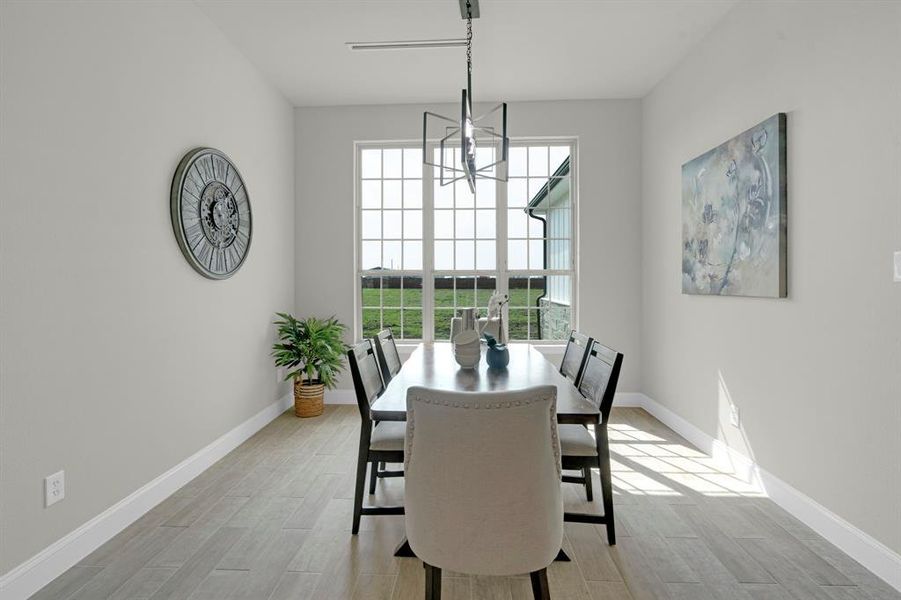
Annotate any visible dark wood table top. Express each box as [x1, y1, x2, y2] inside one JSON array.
[[370, 342, 599, 424]]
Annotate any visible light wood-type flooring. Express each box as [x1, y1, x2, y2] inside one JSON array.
[[31, 405, 900, 600]]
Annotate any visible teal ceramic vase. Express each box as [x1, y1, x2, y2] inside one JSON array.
[[483, 333, 510, 369]]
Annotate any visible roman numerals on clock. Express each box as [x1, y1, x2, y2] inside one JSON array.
[[170, 148, 252, 280]]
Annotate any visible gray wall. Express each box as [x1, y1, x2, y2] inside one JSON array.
[[641, 1, 901, 554], [0, 1, 295, 573], [294, 100, 643, 391]]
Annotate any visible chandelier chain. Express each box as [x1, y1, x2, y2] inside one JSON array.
[[466, 0, 472, 78]]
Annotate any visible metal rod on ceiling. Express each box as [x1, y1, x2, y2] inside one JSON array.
[[346, 39, 468, 51]]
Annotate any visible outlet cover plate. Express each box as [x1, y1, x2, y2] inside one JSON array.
[[45, 470, 65, 507], [894, 251, 901, 282]]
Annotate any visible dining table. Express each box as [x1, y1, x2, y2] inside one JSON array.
[[368, 342, 609, 560]]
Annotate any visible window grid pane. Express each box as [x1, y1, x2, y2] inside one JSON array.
[[432, 275, 497, 340], [359, 146, 425, 340], [433, 149, 496, 271]]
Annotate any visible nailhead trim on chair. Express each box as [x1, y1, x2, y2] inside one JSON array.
[[404, 395, 561, 474], [404, 407, 415, 471], [548, 405, 562, 477]]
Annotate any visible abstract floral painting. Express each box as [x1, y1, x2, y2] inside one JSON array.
[[682, 114, 787, 297]]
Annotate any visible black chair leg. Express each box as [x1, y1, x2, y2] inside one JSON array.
[[352, 429, 371, 535], [582, 466, 594, 502], [369, 461, 378, 495], [424, 563, 442, 600], [597, 429, 616, 545], [530, 568, 550, 599]]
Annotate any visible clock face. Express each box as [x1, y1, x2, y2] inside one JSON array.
[[170, 148, 251, 279]]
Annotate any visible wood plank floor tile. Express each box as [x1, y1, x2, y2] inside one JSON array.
[[78, 525, 151, 568], [608, 537, 672, 600], [69, 526, 184, 600], [267, 571, 322, 600], [440, 577, 473, 600], [282, 472, 341, 528], [352, 573, 397, 600], [391, 558, 426, 600], [741, 583, 799, 600], [183, 569, 245, 600], [148, 496, 247, 568], [147, 526, 246, 600], [217, 496, 299, 570], [664, 536, 739, 586], [109, 567, 176, 600], [586, 580, 634, 600], [666, 583, 717, 600], [801, 539, 901, 600], [736, 504, 852, 586], [29, 565, 102, 600], [633, 535, 698, 584], [670, 504, 774, 584], [223, 529, 309, 599], [735, 538, 833, 600], [820, 586, 873, 600], [565, 524, 623, 582]]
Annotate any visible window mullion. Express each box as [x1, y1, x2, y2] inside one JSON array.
[[355, 145, 363, 340], [496, 161, 509, 340], [423, 145, 435, 342]]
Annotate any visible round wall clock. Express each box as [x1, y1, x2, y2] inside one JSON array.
[[170, 148, 252, 279]]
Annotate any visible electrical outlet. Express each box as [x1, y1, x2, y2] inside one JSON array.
[[730, 405, 741, 428], [45, 470, 65, 507], [894, 251, 901, 282]]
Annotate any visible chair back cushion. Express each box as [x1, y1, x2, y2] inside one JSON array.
[[404, 385, 563, 576], [374, 328, 402, 383], [559, 330, 593, 384], [347, 340, 385, 421], [577, 341, 624, 421]]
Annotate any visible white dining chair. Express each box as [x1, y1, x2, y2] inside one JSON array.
[[404, 385, 563, 599]]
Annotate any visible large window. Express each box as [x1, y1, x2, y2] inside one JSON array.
[[357, 141, 575, 342]]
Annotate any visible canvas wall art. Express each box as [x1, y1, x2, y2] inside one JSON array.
[[682, 113, 787, 297]]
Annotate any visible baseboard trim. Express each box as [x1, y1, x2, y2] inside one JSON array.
[[635, 392, 901, 593], [0, 392, 293, 600]]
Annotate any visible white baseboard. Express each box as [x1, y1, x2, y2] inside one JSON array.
[[0, 393, 293, 600], [634, 392, 901, 593]]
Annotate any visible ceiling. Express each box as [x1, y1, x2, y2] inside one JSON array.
[[195, 0, 737, 107]]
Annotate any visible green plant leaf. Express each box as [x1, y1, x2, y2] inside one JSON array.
[[271, 312, 348, 390]]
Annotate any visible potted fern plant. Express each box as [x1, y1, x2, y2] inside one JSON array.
[[272, 313, 348, 417]]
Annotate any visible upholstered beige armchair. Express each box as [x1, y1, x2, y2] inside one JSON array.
[[404, 385, 563, 599]]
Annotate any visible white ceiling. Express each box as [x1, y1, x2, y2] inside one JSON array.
[[195, 0, 737, 107]]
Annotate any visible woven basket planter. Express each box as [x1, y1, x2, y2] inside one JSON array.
[[294, 380, 325, 418]]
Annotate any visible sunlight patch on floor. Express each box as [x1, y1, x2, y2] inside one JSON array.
[[602, 415, 766, 498]]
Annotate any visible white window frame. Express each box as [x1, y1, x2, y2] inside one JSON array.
[[354, 137, 579, 345]]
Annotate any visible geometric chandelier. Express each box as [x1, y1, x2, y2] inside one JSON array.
[[422, 0, 509, 193]]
